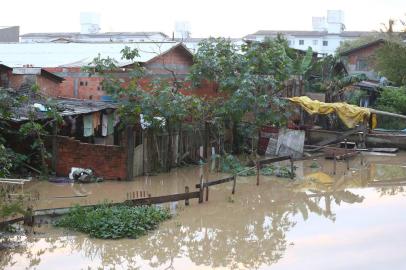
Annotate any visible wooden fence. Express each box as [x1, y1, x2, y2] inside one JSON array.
[[256, 155, 295, 185], [1, 156, 298, 227]]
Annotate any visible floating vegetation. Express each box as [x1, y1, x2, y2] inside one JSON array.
[[55, 204, 171, 239]]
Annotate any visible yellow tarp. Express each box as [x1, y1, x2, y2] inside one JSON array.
[[288, 96, 370, 128]]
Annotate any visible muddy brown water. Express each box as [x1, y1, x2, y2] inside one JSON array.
[[2, 153, 406, 269]]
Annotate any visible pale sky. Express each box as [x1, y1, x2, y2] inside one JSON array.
[[1, 0, 405, 37]]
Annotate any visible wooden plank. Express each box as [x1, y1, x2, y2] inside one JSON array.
[[126, 191, 200, 206], [370, 108, 406, 120], [315, 126, 363, 147], [0, 178, 31, 182], [195, 176, 235, 189], [369, 148, 398, 153], [361, 152, 397, 157], [133, 144, 144, 177], [258, 155, 291, 165]]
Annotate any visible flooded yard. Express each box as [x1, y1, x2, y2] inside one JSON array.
[[2, 153, 406, 269]]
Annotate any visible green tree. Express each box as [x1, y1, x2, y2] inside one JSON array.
[[86, 46, 203, 171], [189, 37, 305, 153], [375, 41, 406, 85]]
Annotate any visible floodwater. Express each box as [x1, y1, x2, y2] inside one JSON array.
[[2, 153, 406, 269]]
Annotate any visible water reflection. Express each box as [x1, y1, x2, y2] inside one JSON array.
[[1, 180, 366, 270], [3, 154, 406, 269]]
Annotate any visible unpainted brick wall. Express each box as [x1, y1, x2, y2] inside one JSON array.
[[44, 47, 220, 100], [56, 136, 127, 180]]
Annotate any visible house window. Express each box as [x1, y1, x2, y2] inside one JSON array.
[[299, 40, 304, 45], [312, 40, 318, 46], [97, 85, 103, 91], [323, 40, 328, 46], [356, 58, 369, 71], [80, 81, 84, 86], [85, 81, 88, 86]]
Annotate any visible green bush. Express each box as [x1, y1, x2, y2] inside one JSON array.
[[374, 87, 406, 130], [55, 204, 171, 239], [375, 87, 406, 114]]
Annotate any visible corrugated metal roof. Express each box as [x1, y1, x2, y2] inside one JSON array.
[[340, 39, 385, 56], [20, 31, 168, 38], [0, 42, 180, 68], [246, 30, 378, 38], [10, 97, 118, 122]]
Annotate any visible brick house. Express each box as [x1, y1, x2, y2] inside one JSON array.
[[340, 39, 385, 80], [0, 64, 64, 95], [0, 42, 217, 100]]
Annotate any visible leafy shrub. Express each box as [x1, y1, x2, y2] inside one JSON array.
[[374, 87, 406, 129], [219, 155, 295, 178], [375, 87, 406, 114], [220, 154, 256, 176], [55, 204, 171, 239]]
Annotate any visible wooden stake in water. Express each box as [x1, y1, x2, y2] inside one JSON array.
[[290, 156, 294, 179], [199, 175, 204, 203], [185, 186, 190, 206], [256, 161, 260, 186], [205, 177, 209, 202], [232, 175, 236, 194]]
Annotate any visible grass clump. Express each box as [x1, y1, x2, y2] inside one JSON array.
[[55, 204, 171, 239]]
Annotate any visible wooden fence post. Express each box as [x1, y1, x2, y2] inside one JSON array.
[[126, 125, 135, 181], [256, 161, 260, 186], [232, 175, 236, 194], [333, 153, 337, 175], [199, 175, 204, 203], [51, 122, 58, 172], [23, 207, 34, 226], [346, 157, 350, 170], [290, 156, 294, 179], [205, 177, 209, 202], [185, 186, 190, 206]]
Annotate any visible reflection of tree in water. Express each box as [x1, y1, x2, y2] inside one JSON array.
[[0, 229, 64, 269], [377, 186, 405, 196], [0, 181, 365, 270]]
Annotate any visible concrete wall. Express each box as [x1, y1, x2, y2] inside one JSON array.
[[56, 136, 127, 180]]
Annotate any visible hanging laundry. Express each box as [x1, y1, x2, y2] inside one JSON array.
[[107, 113, 115, 135], [92, 111, 101, 131], [83, 114, 94, 137], [102, 113, 108, 136], [114, 112, 120, 126], [69, 116, 76, 134]]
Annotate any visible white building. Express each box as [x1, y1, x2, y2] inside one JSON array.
[[20, 12, 168, 43], [20, 31, 169, 43], [244, 10, 373, 55]]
